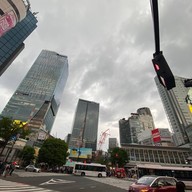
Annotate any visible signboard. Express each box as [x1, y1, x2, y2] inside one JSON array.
[[0, 11, 17, 37], [152, 128, 172, 143], [69, 148, 92, 159], [186, 88, 192, 113], [152, 128, 161, 143], [158, 128, 172, 142]]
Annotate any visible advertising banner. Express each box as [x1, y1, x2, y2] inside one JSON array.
[[0, 11, 17, 37], [69, 147, 92, 159], [152, 128, 161, 143], [186, 88, 192, 113], [159, 128, 172, 142]]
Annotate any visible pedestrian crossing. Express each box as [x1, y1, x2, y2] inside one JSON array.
[[0, 180, 59, 192]]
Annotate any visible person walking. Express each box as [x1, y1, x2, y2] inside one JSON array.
[[176, 181, 185, 192], [2, 163, 10, 177], [0, 161, 6, 176], [9, 162, 15, 176]]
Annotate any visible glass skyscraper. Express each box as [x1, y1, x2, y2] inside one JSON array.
[[69, 99, 99, 151], [1, 50, 69, 134], [155, 75, 192, 146], [0, 11, 38, 75]]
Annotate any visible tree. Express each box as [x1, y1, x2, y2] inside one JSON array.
[[94, 150, 106, 164], [109, 147, 128, 168], [38, 138, 68, 167], [19, 145, 35, 166], [0, 116, 30, 155]]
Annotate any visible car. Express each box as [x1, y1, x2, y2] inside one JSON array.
[[25, 165, 41, 173], [128, 175, 183, 192]]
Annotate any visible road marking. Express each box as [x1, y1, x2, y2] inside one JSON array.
[[0, 183, 57, 192], [40, 178, 75, 185]]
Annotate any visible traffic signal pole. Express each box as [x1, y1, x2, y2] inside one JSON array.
[[150, 0, 176, 90], [150, 0, 160, 55]]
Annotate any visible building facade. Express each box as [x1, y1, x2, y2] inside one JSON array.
[[123, 144, 191, 166], [155, 76, 192, 146], [69, 99, 99, 151], [138, 128, 174, 147], [0, 0, 30, 37], [119, 108, 155, 146], [119, 114, 143, 145], [0, 10, 37, 75], [1, 50, 68, 135], [137, 107, 155, 130], [109, 138, 118, 149]]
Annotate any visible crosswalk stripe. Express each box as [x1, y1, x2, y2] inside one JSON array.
[[0, 183, 57, 192]]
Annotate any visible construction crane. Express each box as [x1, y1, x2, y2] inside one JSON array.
[[97, 129, 110, 151]]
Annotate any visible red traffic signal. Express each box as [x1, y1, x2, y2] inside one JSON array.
[[152, 52, 175, 90]]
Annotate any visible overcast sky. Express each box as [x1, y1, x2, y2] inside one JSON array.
[[0, 0, 192, 150]]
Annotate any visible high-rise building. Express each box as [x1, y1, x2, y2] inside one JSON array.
[[119, 114, 143, 146], [138, 128, 175, 147], [1, 50, 68, 135], [155, 75, 192, 146], [0, 0, 29, 37], [0, 10, 38, 75], [109, 138, 118, 149], [137, 107, 155, 130], [69, 99, 99, 151], [65, 133, 71, 145]]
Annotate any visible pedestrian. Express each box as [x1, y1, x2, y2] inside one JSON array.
[[176, 181, 185, 192], [2, 163, 10, 177], [0, 161, 6, 176], [9, 162, 15, 176]]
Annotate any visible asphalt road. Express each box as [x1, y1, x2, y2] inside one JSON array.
[[1, 170, 192, 192], [1, 170, 129, 192]]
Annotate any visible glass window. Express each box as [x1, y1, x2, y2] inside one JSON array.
[[164, 178, 177, 186], [137, 176, 155, 185]]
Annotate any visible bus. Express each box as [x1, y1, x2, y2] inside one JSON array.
[[73, 162, 106, 178], [135, 164, 192, 180]]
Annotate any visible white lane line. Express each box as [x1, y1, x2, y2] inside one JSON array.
[[40, 178, 75, 185]]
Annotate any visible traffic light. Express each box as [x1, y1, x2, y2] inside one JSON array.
[[152, 51, 175, 90]]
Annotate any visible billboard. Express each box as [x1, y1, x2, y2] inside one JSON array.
[[152, 128, 172, 143], [158, 128, 172, 142], [13, 120, 27, 127], [0, 11, 17, 37], [186, 88, 192, 113], [152, 128, 161, 143], [69, 148, 92, 159]]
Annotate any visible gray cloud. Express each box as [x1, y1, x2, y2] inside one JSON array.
[[0, 0, 191, 147]]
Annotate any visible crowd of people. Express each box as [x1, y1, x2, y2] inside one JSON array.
[[0, 161, 16, 177]]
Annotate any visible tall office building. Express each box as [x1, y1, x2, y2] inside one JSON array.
[[0, 9, 38, 75], [119, 108, 155, 146], [109, 138, 118, 149], [69, 99, 99, 151], [1, 50, 69, 135], [155, 75, 192, 146], [119, 113, 143, 146], [137, 107, 155, 130], [0, 0, 29, 37]]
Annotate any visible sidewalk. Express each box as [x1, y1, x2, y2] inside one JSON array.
[[183, 181, 192, 190]]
